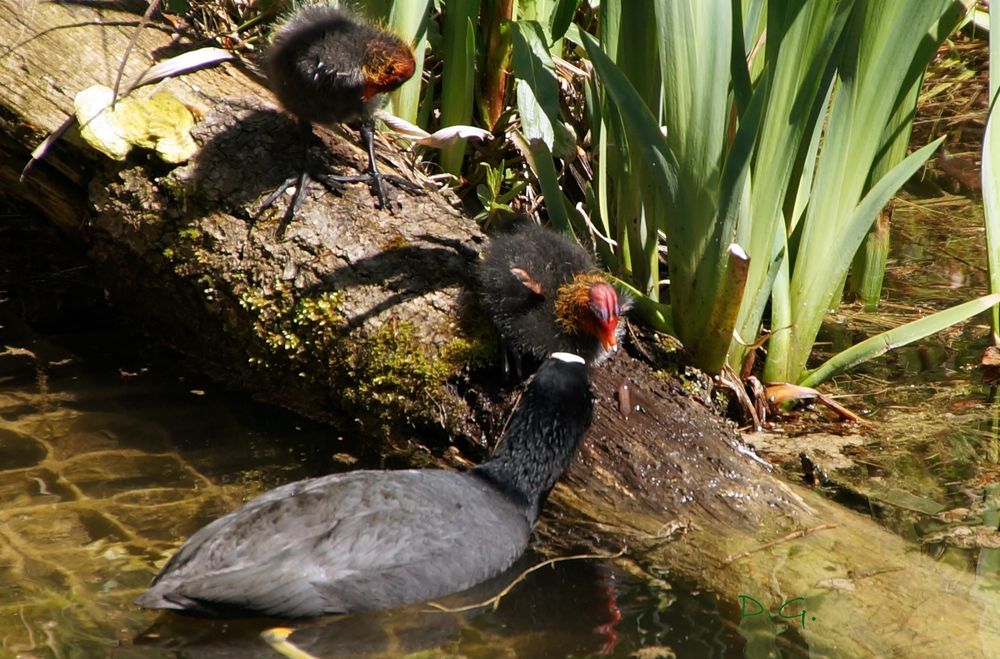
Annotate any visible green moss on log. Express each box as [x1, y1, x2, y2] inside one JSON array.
[[236, 282, 481, 437]]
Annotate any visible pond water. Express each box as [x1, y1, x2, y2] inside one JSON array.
[[758, 195, 1000, 573], [1, 192, 996, 657]]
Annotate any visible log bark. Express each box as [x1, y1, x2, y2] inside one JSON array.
[[2, 2, 999, 656]]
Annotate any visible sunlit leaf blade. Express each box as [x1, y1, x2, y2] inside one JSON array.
[[737, 0, 852, 377], [986, 111, 1000, 343], [788, 135, 945, 381], [511, 20, 570, 155], [848, 214, 890, 311], [511, 131, 574, 235], [550, 0, 581, 41], [785, 0, 959, 382], [984, 2, 1000, 343], [801, 294, 1000, 388], [649, 0, 747, 370], [439, 4, 479, 174], [847, 5, 958, 312], [588, 2, 663, 298], [613, 278, 675, 335], [578, 31, 679, 222], [653, 0, 729, 198], [387, 0, 431, 123]]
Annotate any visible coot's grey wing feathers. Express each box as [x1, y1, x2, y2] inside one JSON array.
[[159, 558, 328, 618], [148, 471, 380, 584], [139, 470, 426, 610], [141, 471, 530, 617], [309, 473, 531, 612]]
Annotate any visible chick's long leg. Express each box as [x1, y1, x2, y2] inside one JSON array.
[[257, 119, 421, 229], [255, 120, 342, 236], [314, 118, 422, 210]]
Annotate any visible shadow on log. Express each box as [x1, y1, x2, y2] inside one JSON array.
[[1, 2, 998, 656]]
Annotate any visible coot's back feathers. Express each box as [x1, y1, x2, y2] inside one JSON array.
[[136, 470, 529, 617], [135, 354, 592, 618]]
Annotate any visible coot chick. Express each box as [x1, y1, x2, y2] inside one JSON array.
[[477, 221, 629, 369], [261, 5, 416, 221], [135, 353, 593, 618]]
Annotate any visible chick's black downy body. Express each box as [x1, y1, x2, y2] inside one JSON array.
[[265, 7, 401, 126], [261, 6, 416, 222], [134, 354, 593, 619]]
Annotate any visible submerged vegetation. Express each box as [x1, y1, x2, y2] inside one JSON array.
[[164, 0, 1000, 392]]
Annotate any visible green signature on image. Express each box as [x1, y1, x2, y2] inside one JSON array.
[[738, 595, 816, 628]]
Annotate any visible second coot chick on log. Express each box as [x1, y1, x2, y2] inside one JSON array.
[[261, 5, 416, 220], [477, 220, 630, 371], [134, 353, 593, 618]]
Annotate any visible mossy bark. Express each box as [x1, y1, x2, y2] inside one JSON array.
[[1, 3, 998, 656]]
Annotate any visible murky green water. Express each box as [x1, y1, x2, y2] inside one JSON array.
[[775, 196, 1000, 573]]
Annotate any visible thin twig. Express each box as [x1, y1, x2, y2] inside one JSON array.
[[425, 548, 626, 614], [112, 0, 162, 107], [723, 523, 838, 565]]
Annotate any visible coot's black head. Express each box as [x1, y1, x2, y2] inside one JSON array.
[[523, 352, 593, 431], [474, 352, 594, 522]]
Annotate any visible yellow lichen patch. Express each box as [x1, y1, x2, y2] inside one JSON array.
[[75, 85, 197, 164]]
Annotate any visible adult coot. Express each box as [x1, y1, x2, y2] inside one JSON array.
[[477, 220, 629, 369], [135, 352, 593, 618], [260, 5, 415, 217]]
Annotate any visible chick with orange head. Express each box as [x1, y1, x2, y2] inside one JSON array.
[[261, 5, 416, 220], [477, 220, 630, 372]]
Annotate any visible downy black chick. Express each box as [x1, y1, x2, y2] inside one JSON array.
[[477, 220, 630, 372], [261, 6, 416, 223]]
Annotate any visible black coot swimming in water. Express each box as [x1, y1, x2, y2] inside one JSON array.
[[135, 352, 593, 618], [260, 5, 416, 217], [477, 220, 630, 370]]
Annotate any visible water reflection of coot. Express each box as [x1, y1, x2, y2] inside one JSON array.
[[135, 354, 593, 618], [132, 554, 624, 658]]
